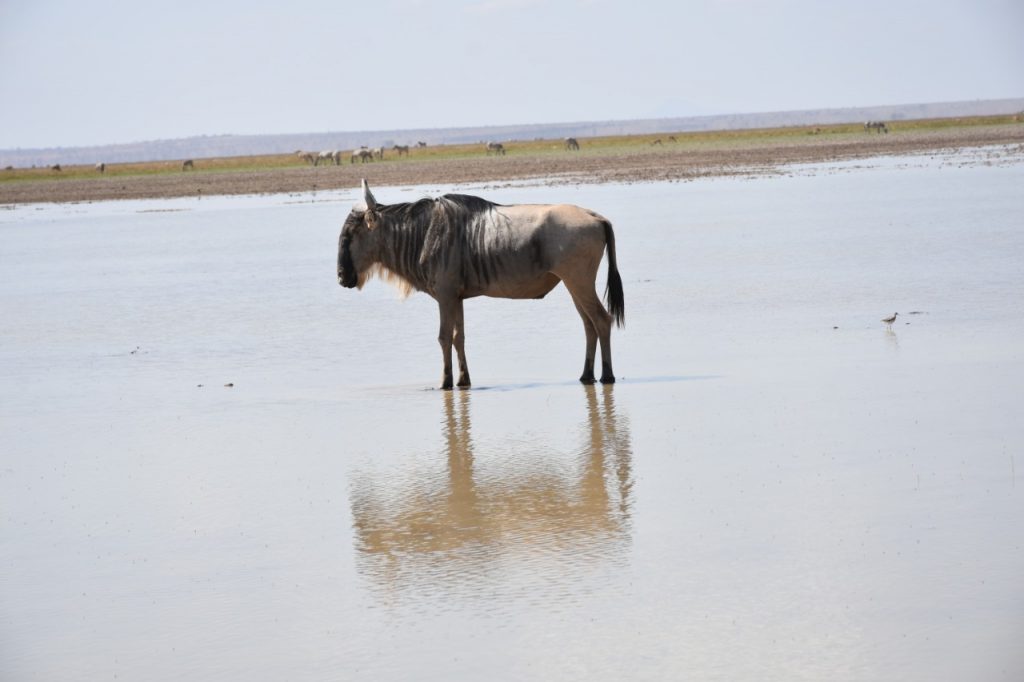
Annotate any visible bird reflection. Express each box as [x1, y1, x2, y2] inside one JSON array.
[[885, 328, 899, 349], [349, 385, 633, 589]]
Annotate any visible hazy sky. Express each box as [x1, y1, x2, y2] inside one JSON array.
[[1, 0, 1021, 149]]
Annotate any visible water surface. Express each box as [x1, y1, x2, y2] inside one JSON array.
[[2, 149, 1023, 680]]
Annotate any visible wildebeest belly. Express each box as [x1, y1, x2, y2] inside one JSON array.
[[466, 272, 561, 300]]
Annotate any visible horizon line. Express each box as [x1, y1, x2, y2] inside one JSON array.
[[5, 96, 1023, 154]]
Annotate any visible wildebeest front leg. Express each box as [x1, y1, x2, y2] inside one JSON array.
[[437, 300, 457, 390], [453, 299, 471, 388]]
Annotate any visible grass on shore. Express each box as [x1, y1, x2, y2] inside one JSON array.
[[3, 114, 1020, 184]]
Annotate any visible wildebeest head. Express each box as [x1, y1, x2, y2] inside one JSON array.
[[337, 179, 382, 289]]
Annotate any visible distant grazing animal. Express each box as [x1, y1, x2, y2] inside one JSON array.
[[864, 121, 889, 134], [182, 159, 194, 171], [393, 144, 410, 157], [417, 141, 427, 148], [4, 166, 13, 171], [372, 147, 385, 161], [332, 150, 344, 165], [351, 148, 374, 164], [95, 163, 106, 173], [315, 150, 334, 166], [298, 151, 317, 166], [485, 142, 506, 156], [51, 164, 62, 172], [337, 180, 625, 389], [650, 139, 663, 146], [667, 136, 678, 142], [565, 137, 580, 151]]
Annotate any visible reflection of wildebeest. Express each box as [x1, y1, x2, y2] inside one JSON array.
[[351, 149, 373, 164], [350, 386, 633, 585], [393, 144, 410, 157], [485, 142, 505, 156], [337, 180, 625, 389], [565, 137, 580, 151], [182, 159, 194, 171], [95, 163, 106, 173], [864, 121, 889, 134]]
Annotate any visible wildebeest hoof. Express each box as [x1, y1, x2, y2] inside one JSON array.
[[579, 375, 596, 384], [600, 375, 616, 384]]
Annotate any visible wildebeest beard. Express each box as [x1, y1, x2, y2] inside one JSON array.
[[338, 232, 357, 288]]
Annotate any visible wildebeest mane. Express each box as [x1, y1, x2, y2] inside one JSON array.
[[371, 193, 508, 292]]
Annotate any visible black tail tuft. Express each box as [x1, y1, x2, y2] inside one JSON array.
[[602, 219, 625, 328]]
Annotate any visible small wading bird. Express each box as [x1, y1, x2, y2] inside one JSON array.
[[882, 312, 898, 327]]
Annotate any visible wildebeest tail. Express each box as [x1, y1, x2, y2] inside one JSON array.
[[602, 219, 625, 328]]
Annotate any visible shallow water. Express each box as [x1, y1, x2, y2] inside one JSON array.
[[2, 149, 1024, 680]]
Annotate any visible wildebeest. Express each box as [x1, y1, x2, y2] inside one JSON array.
[[417, 141, 427, 148], [351, 148, 373, 164], [51, 164, 62, 172], [864, 121, 889, 134], [297, 151, 317, 166], [650, 139, 663, 146], [565, 137, 580, 151], [337, 180, 624, 389], [182, 159, 194, 171], [393, 144, 410, 157], [95, 162, 106, 173], [485, 142, 506, 156], [372, 147, 385, 161]]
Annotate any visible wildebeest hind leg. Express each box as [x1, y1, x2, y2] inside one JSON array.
[[566, 280, 614, 384], [572, 296, 598, 384]]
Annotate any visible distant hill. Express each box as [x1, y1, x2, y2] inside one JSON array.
[[3, 98, 1022, 168]]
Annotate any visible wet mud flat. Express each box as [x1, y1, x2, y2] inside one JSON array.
[[2, 124, 1022, 204], [1, 151, 1023, 680]]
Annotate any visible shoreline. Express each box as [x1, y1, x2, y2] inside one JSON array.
[[2, 125, 1022, 205]]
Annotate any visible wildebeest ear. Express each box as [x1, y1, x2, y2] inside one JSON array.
[[365, 209, 379, 230], [361, 179, 377, 210]]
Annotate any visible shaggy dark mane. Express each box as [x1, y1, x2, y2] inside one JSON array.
[[375, 193, 501, 222]]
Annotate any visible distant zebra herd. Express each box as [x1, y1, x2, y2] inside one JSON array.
[[24, 132, 732, 177], [293, 143, 427, 166]]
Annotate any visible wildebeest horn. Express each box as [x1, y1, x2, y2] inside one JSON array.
[[361, 179, 377, 210]]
